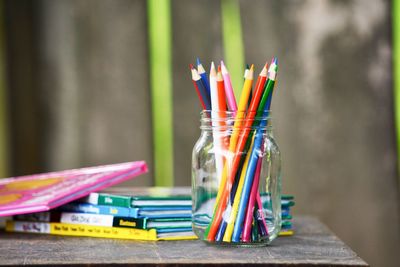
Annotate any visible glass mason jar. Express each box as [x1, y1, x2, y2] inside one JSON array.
[[192, 110, 281, 246]]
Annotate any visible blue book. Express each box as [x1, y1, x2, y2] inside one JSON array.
[[59, 203, 139, 217], [156, 227, 193, 233], [138, 206, 192, 219], [59, 203, 192, 219]]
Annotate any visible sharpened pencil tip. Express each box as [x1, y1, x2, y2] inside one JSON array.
[[220, 61, 230, 75], [189, 63, 194, 70], [196, 58, 201, 66], [260, 64, 268, 76], [246, 64, 250, 70], [210, 61, 217, 76]]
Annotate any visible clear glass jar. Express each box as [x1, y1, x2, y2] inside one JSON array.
[[192, 110, 281, 246]]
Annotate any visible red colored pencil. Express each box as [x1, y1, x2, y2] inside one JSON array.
[[190, 64, 207, 110]]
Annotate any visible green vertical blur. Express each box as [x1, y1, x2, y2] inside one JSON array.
[[147, 0, 174, 186], [393, 0, 400, 187], [221, 0, 245, 99], [0, 0, 8, 178]]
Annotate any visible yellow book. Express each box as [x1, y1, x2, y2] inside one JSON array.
[[278, 230, 294, 236], [6, 220, 158, 241]]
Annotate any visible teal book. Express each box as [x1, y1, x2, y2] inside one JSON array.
[[147, 218, 192, 229], [81, 193, 132, 208], [131, 195, 191, 208]]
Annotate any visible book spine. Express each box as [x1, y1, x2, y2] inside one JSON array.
[[53, 223, 157, 240], [60, 213, 147, 229], [13, 211, 62, 222], [6, 220, 157, 241], [59, 203, 139, 218], [6, 221, 51, 233], [60, 212, 114, 227], [113, 217, 147, 229], [79, 193, 99, 205], [98, 194, 132, 208]]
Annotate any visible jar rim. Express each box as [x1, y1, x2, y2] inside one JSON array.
[[199, 110, 273, 130], [200, 110, 272, 119]]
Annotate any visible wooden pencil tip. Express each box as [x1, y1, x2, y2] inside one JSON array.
[[246, 65, 254, 79], [196, 58, 201, 66], [221, 61, 228, 74], [189, 63, 194, 70], [260, 64, 268, 77], [191, 67, 201, 80], [218, 65, 221, 72], [217, 70, 223, 81], [210, 62, 216, 76], [211, 61, 215, 69]]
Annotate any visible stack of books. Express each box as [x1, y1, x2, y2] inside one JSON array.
[[6, 187, 295, 240], [279, 195, 295, 236], [0, 161, 295, 241], [7, 188, 196, 241]]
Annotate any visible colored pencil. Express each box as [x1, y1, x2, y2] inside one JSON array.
[[217, 66, 227, 114], [197, 58, 211, 99], [242, 156, 262, 242], [255, 192, 268, 237], [221, 61, 238, 111], [209, 62, 224, 179], [190, 64, 207, 110], [191, 65, 211, 110], [217, 66, 229, 152], [206, 65, 254, 241]]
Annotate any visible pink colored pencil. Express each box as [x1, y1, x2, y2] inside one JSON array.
[[220, 61, 237, 111], [255, 193, 268, 236], [242, 157, 263, 242]]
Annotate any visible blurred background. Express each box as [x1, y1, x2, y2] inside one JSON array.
[[0, 0, 399, 266]]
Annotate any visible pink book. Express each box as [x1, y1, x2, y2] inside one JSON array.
[[0, 161, 148, 216]]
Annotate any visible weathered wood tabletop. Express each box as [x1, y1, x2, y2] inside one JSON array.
[[0, 216, 368, 266]]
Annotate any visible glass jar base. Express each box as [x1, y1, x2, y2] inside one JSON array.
[[202, 240, 271, 247]]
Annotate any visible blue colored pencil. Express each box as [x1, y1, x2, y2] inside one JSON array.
[[197, 58, 211, 99], [215, 220, 227, 241]]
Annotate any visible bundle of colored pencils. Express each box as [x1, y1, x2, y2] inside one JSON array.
[[190, 58, 278, 243]]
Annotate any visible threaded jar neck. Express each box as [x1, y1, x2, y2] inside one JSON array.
[[199, 110, 272, 131]]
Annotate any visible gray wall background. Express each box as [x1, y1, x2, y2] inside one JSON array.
[[3, 0, 399, 266]]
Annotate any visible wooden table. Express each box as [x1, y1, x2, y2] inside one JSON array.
[[0, 216, 368, 266]]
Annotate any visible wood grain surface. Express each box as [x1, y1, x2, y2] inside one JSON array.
[[0, 216, 368, 266]]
